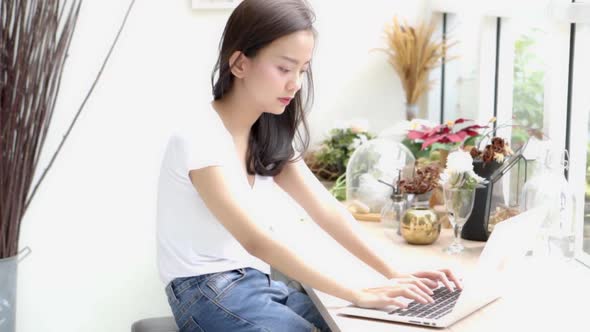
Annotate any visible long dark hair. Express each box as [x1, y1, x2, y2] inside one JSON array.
[[211, 0, 316, 177]]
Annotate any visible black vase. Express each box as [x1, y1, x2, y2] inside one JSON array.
[[461, 160, 501, 241]]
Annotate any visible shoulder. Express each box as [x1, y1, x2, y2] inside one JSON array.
[[171, 106, 228, 143]]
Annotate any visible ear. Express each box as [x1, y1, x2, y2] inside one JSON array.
[[229, 51, 248, 78]]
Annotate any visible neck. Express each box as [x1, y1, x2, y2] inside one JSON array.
[[212, 87, 263, 140]]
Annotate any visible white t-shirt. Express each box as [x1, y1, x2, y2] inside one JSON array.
[[156, 103, 279, 285]]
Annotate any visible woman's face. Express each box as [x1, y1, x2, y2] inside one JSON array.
[[242, 30, 315, 115]]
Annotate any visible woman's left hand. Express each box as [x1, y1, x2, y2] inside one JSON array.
[[392, 268, 463, 292]]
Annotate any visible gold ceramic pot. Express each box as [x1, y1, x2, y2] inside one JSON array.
[[401, 206, 440, 245]]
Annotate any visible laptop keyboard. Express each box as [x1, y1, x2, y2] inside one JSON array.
[[389, 287, 462, 320]]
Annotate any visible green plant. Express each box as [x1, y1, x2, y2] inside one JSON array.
[[309, 128, 376, 181], [512, 30, 544, 147], [329, 173, 347, 201]]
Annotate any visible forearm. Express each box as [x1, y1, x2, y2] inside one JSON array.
[[318, 206, 400, 279], [250, 235, 359, 303]]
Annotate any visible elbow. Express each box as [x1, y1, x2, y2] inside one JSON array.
[[242, 234, 269, 258]]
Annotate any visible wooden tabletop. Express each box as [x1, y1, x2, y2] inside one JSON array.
[[297, 221, 590, 332]]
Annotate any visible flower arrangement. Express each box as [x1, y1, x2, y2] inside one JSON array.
[[379, 16, 456, 120], [439, 150, 488, 190]]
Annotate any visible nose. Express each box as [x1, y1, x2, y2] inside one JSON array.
[[286, 72, 303, 93]]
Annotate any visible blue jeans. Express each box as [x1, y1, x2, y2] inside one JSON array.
[[165, 268, 331, 332]]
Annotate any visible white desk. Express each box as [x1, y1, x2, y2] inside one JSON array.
[[301, 221, 590, 332]]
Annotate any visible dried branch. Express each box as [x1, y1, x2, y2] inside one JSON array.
[[0, 0, 136, 258]]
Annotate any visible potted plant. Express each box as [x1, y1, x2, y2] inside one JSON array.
[[397, 162, 442, 205], [404, 118, 489, 168]]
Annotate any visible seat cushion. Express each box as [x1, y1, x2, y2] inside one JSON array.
[[131, 317, 179, 332]]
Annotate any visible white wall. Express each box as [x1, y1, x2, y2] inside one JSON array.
[[16, 0, 426, 331]]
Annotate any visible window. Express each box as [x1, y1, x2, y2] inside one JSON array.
[[495, 17, 570, 152], [568, 22, 590, 265], [441, 14, 495, 124], [510, 24, 546, 148], [425, 12, 497, 126], [429, 0, 590, 266]]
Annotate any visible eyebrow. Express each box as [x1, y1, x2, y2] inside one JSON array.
[[279, 55, 311, 66]]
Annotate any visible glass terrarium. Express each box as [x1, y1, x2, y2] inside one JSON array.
[[485, 147, 530, 233], [462, 143, 532, 241], [345, 139, 415, 213]]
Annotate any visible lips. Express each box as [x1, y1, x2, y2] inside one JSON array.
[[278, 97, 292, 105]]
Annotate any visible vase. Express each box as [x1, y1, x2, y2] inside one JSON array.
[[406, 103, 418, 121], [461, 160, 502, 241], [0, 247, 31, 332], [401, 206, 440, 245]]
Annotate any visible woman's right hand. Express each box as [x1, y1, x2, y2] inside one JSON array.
[[352, 282, 435, 309]]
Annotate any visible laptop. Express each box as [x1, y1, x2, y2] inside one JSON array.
[[337, 206, 547, 328]]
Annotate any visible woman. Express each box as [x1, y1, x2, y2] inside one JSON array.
[[157, 0, 462, 331]]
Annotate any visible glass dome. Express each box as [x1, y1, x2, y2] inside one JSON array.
[[345, 138, 415, 213]]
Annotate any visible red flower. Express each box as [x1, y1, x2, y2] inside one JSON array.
[[407, 118, 487, 150]]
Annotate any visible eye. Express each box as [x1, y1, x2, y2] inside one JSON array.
[[278, 66, 290, 73]]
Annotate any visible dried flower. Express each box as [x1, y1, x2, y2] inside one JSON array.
[[472, 136, 513, 165], [398, 163, 441, 194]]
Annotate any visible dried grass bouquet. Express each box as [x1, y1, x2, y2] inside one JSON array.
[[379, 16, 457, 119]]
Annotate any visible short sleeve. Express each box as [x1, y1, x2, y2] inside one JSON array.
[[172, 111, 232, 174]]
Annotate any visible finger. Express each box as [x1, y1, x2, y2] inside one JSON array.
[[411, 271, 440, 287], [410, 278, 434, 295], [437, 271, 455, 291], [397, 278, 434, 294], [420, 277, 439, 289], [401, 287, 430, 304], [440, 269, 463, 290], [409, 284, 434, 303], [385, 297, 408, 309]]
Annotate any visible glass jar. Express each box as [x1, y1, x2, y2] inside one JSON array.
[[380, 192, 407, 235], [521, 146, 576, 261]]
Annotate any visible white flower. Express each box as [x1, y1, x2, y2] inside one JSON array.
[[440, 150, 488, 189], [445, 150, 474, 173]]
